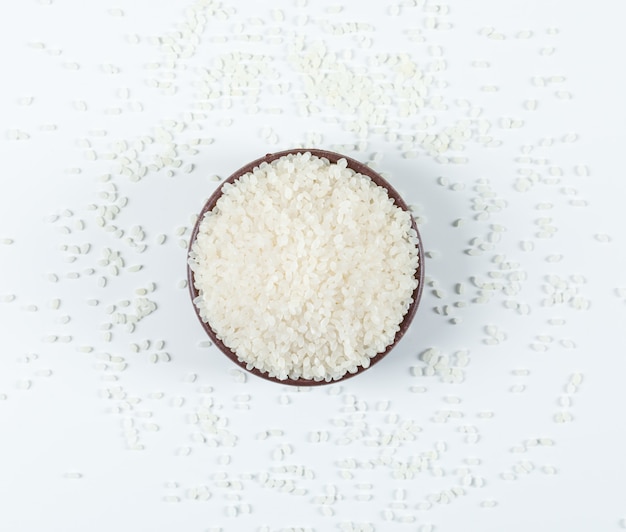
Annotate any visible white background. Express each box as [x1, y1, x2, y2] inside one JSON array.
[[1, 1, 625, 531]]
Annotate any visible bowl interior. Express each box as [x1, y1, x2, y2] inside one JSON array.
[[187, 149, 425, 385]]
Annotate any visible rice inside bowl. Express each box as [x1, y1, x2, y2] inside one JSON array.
[[188, 151, 420, 382]]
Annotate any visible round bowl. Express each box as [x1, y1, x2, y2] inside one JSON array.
[[187, 148, 425, 385]]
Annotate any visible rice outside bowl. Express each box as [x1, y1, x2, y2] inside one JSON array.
[[187, 149, 424, 385]]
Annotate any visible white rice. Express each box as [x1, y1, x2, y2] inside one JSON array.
[[189, 152, 420, 381]]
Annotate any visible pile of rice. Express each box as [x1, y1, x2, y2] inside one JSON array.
[[189, 152, 420, 382]]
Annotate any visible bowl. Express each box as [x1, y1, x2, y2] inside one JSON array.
[[187, 149, 425, 385]]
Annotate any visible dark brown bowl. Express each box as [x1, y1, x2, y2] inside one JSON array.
[[187, 149, 425, 386]]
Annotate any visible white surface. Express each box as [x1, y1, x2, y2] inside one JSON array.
[[1, 1, 625, 531]]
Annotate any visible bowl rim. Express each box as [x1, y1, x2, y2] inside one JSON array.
[[187, 148, 425, 386]]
